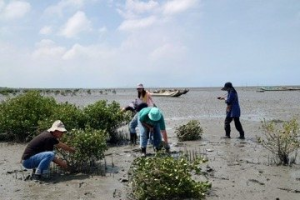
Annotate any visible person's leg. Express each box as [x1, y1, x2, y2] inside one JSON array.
[[138, 118, 149, 155], [148, 131, 154, 145], [22, 157, 37, 170], [152, 124, 162, 151], [129, 113, 138, 144], [22, 151, 55, 176], [233, 117, 245, 139], [34, 152, 55, 175], [132, 133, 137, 145], [224, 116, 233, 138]]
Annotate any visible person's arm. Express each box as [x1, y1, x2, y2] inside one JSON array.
[[161, 130, 169, 144], [53, 157, 68, 169], [142, 122, 153, 132], [226, 105, 232, 113], [139, 108, 152, 131], [217, 96, 231, 111], [56, 141, 75, 153], [159, 116, 168, 144], [146, 91, 155, 106], [161, 129, 170, 152], [121, 106, 134, 112]]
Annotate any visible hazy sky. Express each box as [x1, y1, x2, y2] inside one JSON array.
[[1, 0, 299, 88]]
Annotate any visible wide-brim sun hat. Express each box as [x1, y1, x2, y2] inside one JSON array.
[[148, 107, 162, 121], [221, 82, 233, 91], [47, 120, 67, 132], [137, 83, 144, 89]]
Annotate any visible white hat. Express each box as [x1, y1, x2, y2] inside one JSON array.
[[47, 120, 67, 132], [137, 83, 144, 89]]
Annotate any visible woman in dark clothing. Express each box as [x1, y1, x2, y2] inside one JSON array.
[[218, 82, 245, 139], [122, 99, 148, 145]]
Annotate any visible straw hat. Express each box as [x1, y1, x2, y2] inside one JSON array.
[[47, 120, 67, 132]]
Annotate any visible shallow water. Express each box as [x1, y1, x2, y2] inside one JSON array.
[[1, 87, 299, 123], [52, 87, 300, 122]]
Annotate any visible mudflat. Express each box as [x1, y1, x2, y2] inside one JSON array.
[[1, 87, 300, 200]]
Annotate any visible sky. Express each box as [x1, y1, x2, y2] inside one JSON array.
[[0, 0, 300, 88]]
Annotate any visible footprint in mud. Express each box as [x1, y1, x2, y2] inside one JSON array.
[[113, 189, 122, 198]]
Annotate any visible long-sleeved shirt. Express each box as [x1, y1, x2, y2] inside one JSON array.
[[225, 89, 241, 117]]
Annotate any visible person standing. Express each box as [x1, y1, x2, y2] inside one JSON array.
[[137, 83, 155, 107], [218, 82, 245, 139], [138, 107, 170, 156], [21, 120, 75, 180]]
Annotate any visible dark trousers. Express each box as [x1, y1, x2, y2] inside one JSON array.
[[224, 117, 244, 137]]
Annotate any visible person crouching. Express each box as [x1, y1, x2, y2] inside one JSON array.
[[21, 120, 75, 180]]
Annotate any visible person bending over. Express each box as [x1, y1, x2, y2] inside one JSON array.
[[138, 107, 170, 156]]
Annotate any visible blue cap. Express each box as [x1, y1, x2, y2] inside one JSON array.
[[222, 82, 233, 91]]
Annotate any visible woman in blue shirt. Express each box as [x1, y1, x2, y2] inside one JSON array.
[[218, 82, 245, 139]]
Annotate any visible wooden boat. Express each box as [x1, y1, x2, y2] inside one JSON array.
[[259, 86, 300, 92], [150, 88, 190, 97], [180, 89, 189, 94], [150, 90, 183, 97]]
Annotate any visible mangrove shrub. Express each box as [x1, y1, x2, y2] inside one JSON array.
[[83, 100, 130, 143], [0, 91, 129, 144], [0, 91, 57, 141], [59, 127, 108, 172], [130, 154, 211, 200], [37, 102, 85, 134], [258, 118, 300, 165], [175, 120, 203, 142]]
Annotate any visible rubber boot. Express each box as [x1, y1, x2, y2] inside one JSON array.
[[130, 133, 137, 145], [153, 146, 161, 152], [141, 147, 146, 157], [130, 133, 134, 145], [238, 132, 245, 139], [132, 133, 137, 145], [165, 143, 170, 153]]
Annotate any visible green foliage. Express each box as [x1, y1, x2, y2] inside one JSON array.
[[130, 154, 211, 200], [83, 100, 128, 143], [0, 90, 131, 173], [175, 120, 203, 142], [0, 88, 19, 96], [59, 128, 108, 171], [0, 91, 129, 144], [37, 102, 85, 134], [0, 91, 57, 141], [258, 118, 300, 165]]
